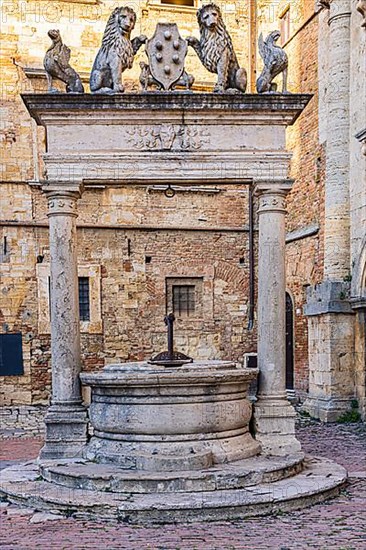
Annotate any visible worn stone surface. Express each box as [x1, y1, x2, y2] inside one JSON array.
[[187, 4, 247, 93], [254, 183, 301, 455], [256, 31, 288, 93], [81, 361, 260, 469], [39, 187, 88, 459], [0, 455, 347, 524], [43, 29, 84, 94], [89, 7, 146, 94], [0, 422, 364, 546], [23, 94, 309, 463], [39, 453, 304, 494]]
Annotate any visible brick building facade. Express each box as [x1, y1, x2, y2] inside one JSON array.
[[0, 0, 365, 426]]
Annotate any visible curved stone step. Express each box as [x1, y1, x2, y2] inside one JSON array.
[[39, 453, 304, 494], [0, 456, 347, 524]]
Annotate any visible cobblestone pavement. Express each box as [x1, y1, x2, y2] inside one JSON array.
[[0, 422, 365, 550]]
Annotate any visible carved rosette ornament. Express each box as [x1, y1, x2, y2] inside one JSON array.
[[126, 124, 210, 150]]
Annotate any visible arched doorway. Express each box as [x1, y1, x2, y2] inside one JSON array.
[[285, 292, 294, 391]]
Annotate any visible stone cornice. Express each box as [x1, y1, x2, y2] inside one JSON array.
[[21, 93, 313, 127]]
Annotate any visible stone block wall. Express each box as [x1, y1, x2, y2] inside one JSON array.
[[282, 12, 325, 394], [0, 405, 46, 438], [1, 182, 258, 406]]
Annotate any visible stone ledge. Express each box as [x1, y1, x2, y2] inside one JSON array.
[[39, 453, 304, 494], [0, 456, 347, 523], [304, 281, 354, 316], [21, 93, 313, 126]]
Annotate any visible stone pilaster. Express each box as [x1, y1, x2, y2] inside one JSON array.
[[253, 182, 301, 456], [39, 184, 88, 459]]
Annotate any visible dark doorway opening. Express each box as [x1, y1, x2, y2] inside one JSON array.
[[285, 292, 294, 390]]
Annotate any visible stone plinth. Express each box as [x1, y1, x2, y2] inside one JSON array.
[[81, 361, 260, 470]]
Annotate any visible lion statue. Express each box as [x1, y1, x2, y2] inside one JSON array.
[[90, 6, 146, 93], [187, 3, 247, 93], [44, 30, 84, 93]]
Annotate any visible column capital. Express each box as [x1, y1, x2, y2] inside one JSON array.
[[328, 0, 351, 24], [254, 180, 293, 214], [42, 183, 84, 217], [253, 180, 293, 196]]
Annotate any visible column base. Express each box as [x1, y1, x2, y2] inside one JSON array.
[[304, 283, 356, 423], [39, 404, 88, 460], [254, 396, 301, 456], [302, 396, 355, 423]]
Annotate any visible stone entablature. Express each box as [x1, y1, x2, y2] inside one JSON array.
[[21, 93, 311, 187]]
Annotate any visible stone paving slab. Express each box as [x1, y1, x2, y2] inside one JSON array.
[[0, 422, 365, 548]]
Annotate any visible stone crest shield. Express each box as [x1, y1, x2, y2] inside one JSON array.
[[146, 23, 188, 91]]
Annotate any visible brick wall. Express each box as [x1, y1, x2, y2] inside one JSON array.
[[284, 14, 325, 393]]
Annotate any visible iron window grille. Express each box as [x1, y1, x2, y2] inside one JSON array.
[[172, 285, 196, 317], [78, 277, 90, 321]]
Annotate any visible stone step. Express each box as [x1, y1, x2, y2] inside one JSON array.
[[0, 456, 347, 524], [39, 453, 304, 494]]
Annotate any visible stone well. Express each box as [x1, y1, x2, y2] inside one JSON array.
[[81, 361, 260, 471], [0, 92, 348, 523]]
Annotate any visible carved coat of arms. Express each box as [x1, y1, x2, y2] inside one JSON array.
[[145, 23, 193, 91]]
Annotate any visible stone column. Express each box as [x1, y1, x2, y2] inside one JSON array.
[[324, 0, 352, 278], [254, 182, 301, 456], [304, 0, 355, 422], [39, 184, 88, 459]]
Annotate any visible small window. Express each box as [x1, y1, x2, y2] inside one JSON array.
[[78, 277, 90, 322], [166, 277, 203, 318], [279, 7, 291, 45], [0, 333, 24, 376], [173, 285, 196, 317], [161, 0, 195, 6]]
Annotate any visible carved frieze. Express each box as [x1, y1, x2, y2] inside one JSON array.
[[126, 125, 210, 151]]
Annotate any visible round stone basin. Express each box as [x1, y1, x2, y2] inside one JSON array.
[[81, 361, 260, 471]]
